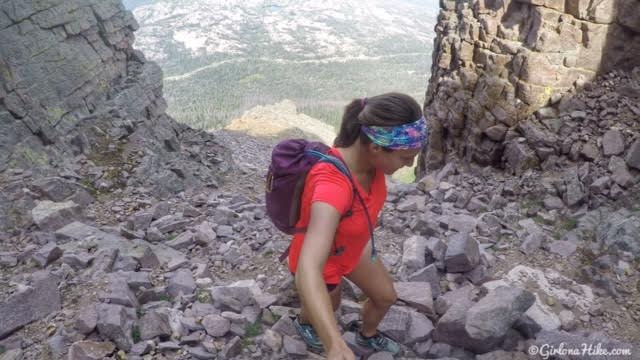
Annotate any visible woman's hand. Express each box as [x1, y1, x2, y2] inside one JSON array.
[[326, 339, 356, 360]]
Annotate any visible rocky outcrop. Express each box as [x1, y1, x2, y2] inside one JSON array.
[[224, 99, 336, 144], [419, 0, 640, 171], [0, 0, 231, 232]]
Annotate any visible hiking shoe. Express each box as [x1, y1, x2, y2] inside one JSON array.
[[355, 330, 400, 355], [293, 316, 324, 353]]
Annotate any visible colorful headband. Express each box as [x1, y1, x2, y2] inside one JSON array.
[[361, 116, 428, 150]]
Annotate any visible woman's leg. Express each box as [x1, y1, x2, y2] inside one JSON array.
[[345, 243, 397, 337], [299, 282, 342, 323]]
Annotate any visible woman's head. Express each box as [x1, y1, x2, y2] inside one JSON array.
[[334, 92, 427, 174]]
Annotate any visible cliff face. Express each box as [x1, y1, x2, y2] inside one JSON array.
[[420, 0, 640, 172], [0, 0, 231, 230], [0, 0, 231, 231]]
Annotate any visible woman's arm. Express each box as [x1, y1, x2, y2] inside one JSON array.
[[295, 201, 348, 353]]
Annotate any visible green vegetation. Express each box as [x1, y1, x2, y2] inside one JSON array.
[[0, 345, 5, 354], [162, 52, 430, 131], [244, 321, 262, 337], [132, 326, 141, 343], [196, 289, 212, 303]]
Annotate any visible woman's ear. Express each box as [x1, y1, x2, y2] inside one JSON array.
[[368, 143, 383, 153]]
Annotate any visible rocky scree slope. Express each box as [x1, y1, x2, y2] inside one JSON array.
[[0, 1, 639, 360]]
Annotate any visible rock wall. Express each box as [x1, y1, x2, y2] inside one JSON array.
[[419, 0, 640, 172], [0, 0, 231, 231]]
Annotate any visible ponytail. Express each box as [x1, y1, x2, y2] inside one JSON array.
[[333, 98, 368, 147], [333, 92, 422, 148]]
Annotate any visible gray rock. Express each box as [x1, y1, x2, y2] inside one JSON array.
[[609, 156, 633, 187], [503, 141, 539, 176], [150, 215, 189, 234], [219, 336, 242, 358], [186, 346, 216, 360], [563, 170, 587, 207], [371, 306, 411, 344], [75, 305, 98, 335], [68, 340, 116, 360], [0, 272, 61, 339], [406, 311, 434, 345], [589, 176, 611, 194], [210, 279, 260, 307], [272, 315, 297, 337], [144, 227, 165, 242], [395, 282, 434, 316], [548, 240, 577, 257], [166, 230, 195, 250], [99, 275, 139, 308], [31, 242, 63, 267], [0, 349, 24, 360], [139, 310, 172, 340], [401, 235, 429, 271], [602, 130, 625, 156], [151, 202, 171, 220], [125, 271, 152, 290], [434, 286, 534, 354], [625, 139, 640, 169], [202, 314, 230, 337], [96, 303, 133, 351], [543, 196, 564, 210], [368, 351, 395, 360], [157, 341, 181, 351], [580, 142, 600, 161], [262, 328, 283, 352], [0, 252, 18, 268], [520, 232, 544, 255], [283, 335, 307, 356], [447, 214, 478, 233], [444, 233, 480, 273], [464, 286, 535, 350], [127, 212, 154, 232], [130, 341, 154, 356], [597, 210, 640, 259], [167, 268, 196, 298], [216, 224, 234, 238], [434, 285, 475, 316], [194, 221, 216, 245], [485, 124, 508, 141], [407, 264, 441, 298], [62, 252, 94, 270], [31, 200, 81, 230], [425, 237, 447, 270]]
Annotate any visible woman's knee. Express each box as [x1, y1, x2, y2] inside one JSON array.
[[371, 286, 397, 308]]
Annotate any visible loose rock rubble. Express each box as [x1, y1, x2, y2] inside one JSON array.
[[1, 0, 639, 359]]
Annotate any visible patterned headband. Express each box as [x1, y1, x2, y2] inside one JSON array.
[[361, 116, 428, 150]]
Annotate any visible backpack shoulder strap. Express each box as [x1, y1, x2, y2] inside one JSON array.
[[279, 149, 378, 263]]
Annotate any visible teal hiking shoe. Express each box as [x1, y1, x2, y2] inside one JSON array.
[[355, 330, 400, 355], [293, 316, 324, 353]]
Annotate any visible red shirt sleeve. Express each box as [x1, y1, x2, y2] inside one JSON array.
[[306, 163, 353, 215]]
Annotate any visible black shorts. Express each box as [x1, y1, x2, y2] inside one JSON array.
[[291, 273, 339, 292]]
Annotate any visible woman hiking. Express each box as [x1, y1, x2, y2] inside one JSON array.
[[287, 92, 428, 359]]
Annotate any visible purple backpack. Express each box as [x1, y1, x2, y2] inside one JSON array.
[[265, 139, 376, 262]]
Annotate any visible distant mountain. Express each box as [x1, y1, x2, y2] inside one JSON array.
[[122, 0, 155, 10], [131, 0, 438, 129]]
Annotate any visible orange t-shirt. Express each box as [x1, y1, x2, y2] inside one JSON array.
[[287, 147, 387, 284]]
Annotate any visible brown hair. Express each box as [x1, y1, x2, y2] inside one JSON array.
[[333, 92, 422, 148]]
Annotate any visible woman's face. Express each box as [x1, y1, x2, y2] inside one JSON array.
[[369, 146, 422, 175]]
